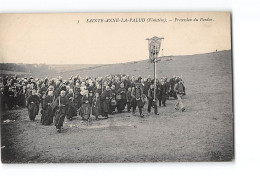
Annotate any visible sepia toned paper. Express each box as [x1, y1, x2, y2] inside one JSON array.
[[0, 12, 233, 163], [0, 12, 231, 64]]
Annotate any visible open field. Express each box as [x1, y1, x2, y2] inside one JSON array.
[[0, 64, 104, 78], [1, 50, 233, 163]]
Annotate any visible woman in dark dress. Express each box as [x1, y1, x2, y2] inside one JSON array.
[[100, 86, 111, 118], [80, 90, 92, 121], [110, 85, 117, 114], [66, 88, 77, 121], [42, 91, 55, 125], [116, 83, 127, 113], [92, 92, 101, 120], [131, 84, 144, 117], [27, 89, 41, 121]]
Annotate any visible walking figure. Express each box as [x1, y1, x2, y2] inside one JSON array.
[[174, 80, 185, 112], [53, 90, 69, 133], [27, 89, 40, 121]]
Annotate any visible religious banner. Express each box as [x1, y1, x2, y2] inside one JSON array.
[[147, 36, 164, 63]]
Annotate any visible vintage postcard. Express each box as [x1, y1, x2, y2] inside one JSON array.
[[0, 12, 233, 163]]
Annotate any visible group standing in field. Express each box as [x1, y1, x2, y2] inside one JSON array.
[[0, 74, 186, 133]]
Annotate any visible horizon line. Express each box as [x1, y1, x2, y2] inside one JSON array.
[[0, 49, 231, 65]]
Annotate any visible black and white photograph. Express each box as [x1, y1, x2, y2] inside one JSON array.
[[0, 12, 233, 163]]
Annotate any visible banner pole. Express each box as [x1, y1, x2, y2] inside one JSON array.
[[154, 57, 157, 101]]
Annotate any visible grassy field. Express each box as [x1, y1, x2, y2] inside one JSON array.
[[1, 50, 233, 163]]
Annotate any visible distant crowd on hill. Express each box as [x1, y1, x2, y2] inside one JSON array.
[[0, 74, 186, 133]]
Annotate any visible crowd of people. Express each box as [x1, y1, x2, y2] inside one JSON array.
[[0, 74, 186, 133]]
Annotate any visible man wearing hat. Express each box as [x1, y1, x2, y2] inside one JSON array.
[[158, 78, 168, 107], [169, 75, 178, 99], [174, 80, 186, 112], [131, 83, 144, 117], [147, 84, 159, 115]]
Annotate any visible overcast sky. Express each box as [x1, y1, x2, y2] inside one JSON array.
[[0, 12, 231, 64]]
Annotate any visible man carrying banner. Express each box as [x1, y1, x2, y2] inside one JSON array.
[[146, 36, 164, 116], [147, 84, 159, 115], [131, 83, 144, 117]]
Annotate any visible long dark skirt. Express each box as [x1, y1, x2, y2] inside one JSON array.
[[54, 110, 66, 129], [28, 103, 39, 121], [81, 103, 91, 116], [67, 104, 77, 120], [18, 94, 26, 107], [6, 96, 15, 110], [42, 105, 53, 125], [170, 90, 178, 99], [92, 101, 101, 117], [136, 99, 144, 108], [117, 99, 126, 112], [74, 96, 82, 109], [101, 100, 110, 117], [131, 98, 137, 107]]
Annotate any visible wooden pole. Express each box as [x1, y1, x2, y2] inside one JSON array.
[[101, 79, 103, 93], [154, 58, 157, 101]]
